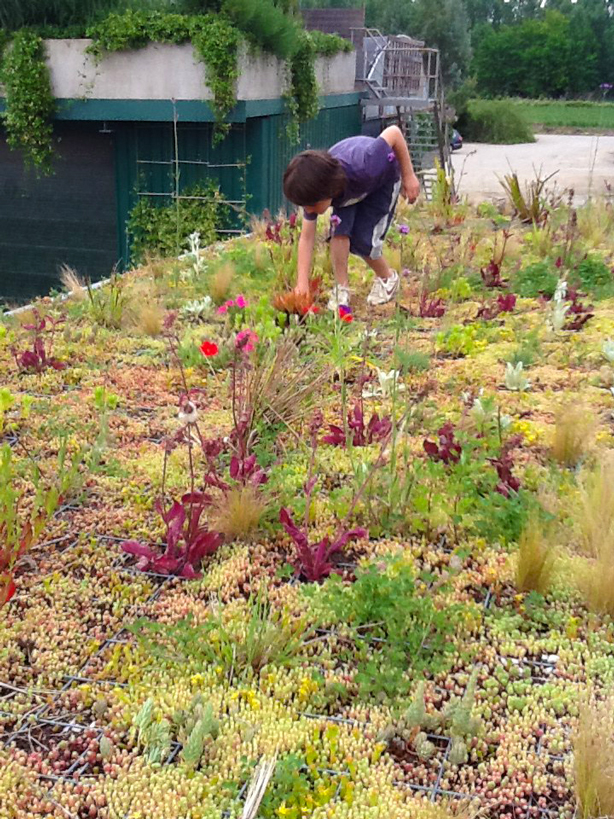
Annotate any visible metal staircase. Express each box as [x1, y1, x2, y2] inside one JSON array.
[[350, 27, 452, 197]]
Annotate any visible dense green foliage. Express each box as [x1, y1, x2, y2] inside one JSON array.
[[301, 0, 614, 98], [473, 10, 599, 98], [0, 0, 349, 171], [0, 30, 55, 172], [459, 99, 535, 144], [127, 182, 230, 262]]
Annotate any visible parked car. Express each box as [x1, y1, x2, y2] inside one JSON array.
[[450, 128, 463, 151]]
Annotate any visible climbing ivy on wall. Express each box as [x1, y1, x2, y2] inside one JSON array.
[[86, 11, 240, 140], [0, 7, 352, 172], [0, 30, 55, 173]]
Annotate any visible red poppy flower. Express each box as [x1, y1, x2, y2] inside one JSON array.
[[341, 313, 353, 323], [200, 340, 219, 357]]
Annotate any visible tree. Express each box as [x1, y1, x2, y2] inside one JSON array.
[[391, 0, 473, 87]]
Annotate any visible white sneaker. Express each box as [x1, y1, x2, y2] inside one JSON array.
[[327, 285, 351, 311], [367, 270, 400, 306]]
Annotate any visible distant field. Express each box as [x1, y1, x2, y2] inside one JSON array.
[[509, 98, 614, 130]]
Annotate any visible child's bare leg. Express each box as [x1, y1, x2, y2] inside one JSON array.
[[330, 235, 350, 287], [365, 255, 393, 280]]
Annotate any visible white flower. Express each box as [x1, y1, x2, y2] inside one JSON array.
[[178, 401, 198, 426], [602, 338, 614, 363]]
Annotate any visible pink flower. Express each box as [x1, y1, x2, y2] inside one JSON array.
[[225, 299, 235, 308], [235, 328, 259, 353], [235, 294, 248, 308], [217, 305, 228, 314], [330, 215, 342, 227]]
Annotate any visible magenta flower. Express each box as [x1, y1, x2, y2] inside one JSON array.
[[235, 294, 248, 308], [399, 224, 410, 235], [217, 305, 228, 314], [235, 328, 259, 353], [331, 215, 342, 227]]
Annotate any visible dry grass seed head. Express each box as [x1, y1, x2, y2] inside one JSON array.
[[574, 456, 614, 617], [550, 404, 596, 468], [135, 302, 165, 337], [515, 514, 557, 595], [576, 455, 614, 558], [141, 253, 168, 281], [573, 694, 614, 819], [209, 262, 235, 304], [213, 485, 266, 540], [59, 264, 86, 301]]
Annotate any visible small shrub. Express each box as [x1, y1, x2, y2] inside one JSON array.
[[506, 328, 542, 367], [514, 515, 556, 594], [208, 261, 235, 305], [573, 696, 614, 819], [317, 559, 464, 699], [128, 182, 229, 263], [512, 262, 559, 298], [550, 405, 595, 468], [571, 254, 614, 298], [462, 99, 535, 145], [394, 346, 430, 374]]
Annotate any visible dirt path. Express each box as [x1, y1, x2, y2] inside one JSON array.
[[450, 133, 614, 203]]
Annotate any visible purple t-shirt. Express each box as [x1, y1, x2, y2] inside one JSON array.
[[303, 135, 400, 221]]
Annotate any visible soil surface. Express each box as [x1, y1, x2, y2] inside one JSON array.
[[450, 133, 614, 203]]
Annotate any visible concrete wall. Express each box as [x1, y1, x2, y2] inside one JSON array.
[[31, 39, 355, 102]]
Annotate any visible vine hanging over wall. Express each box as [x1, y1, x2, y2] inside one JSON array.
[[0, 30, 55, 173], [0, 7, 352, 170]]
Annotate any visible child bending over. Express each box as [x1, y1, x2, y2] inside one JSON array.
[[283, 125, 420, 310]]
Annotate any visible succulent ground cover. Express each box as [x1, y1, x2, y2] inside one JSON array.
[[2, 187, 614, 819]]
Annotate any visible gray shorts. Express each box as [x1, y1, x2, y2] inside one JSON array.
[[331, 175, 402, 260]]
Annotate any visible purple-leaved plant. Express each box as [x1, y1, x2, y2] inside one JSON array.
[[12, 309, 66, 373], [122, 494, 223, 578], [423, 422, 462, 465], [323, 404, 392, 448], [279, 508, 366, 582]]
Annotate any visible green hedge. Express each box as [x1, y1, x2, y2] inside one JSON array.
[[460, 99, 535, 144]]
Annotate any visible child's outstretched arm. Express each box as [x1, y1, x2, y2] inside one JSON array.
[[380, 125, 420, 203], [295, 216, 317, 295]]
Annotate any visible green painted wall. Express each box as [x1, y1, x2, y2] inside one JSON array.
[[0, 95, 363, 301]]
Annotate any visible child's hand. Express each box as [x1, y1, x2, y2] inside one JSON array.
[[402, 173, 420, 203], [294, 283, 310, 296]]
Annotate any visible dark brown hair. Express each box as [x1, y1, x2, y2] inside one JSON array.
[[283, 150, 346, 206]]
